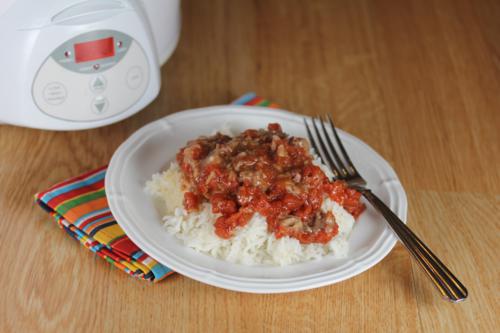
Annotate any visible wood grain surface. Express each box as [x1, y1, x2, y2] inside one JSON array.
[[1, 0, 499, 332]]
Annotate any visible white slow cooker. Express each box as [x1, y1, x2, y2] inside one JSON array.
[[0, 0, 180, 130]]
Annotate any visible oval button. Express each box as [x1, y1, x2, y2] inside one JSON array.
[[126, 66, 143, 90], [43, 82, 67, 105]]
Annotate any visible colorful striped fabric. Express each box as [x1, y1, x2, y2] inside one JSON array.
[[232, 92, 280, 108], [35, 93, 279, 281], [35, 166, 174, 281]]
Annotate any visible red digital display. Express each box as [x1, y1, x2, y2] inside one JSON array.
[[74, 37, 115, 63]]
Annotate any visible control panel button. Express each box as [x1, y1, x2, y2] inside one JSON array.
[[43, 82, 67, 105], [91, 96, 108, 114], [126, 66, 143, 89], [90, 76, 107, 93]]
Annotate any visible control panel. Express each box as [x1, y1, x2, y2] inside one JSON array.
[[32, 30, 149, 122]]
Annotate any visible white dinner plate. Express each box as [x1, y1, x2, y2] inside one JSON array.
[[106, 106, 407, 293]]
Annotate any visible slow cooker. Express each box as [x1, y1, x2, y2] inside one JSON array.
[[0, 0, 180, 130]]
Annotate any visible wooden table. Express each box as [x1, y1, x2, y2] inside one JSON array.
[[1, 0, 498, 332]]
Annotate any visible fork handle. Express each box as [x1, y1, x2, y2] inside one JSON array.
[[358, 189, 468, 303]]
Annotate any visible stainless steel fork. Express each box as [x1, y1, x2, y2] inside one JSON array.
[[304, 115, 468, 303]]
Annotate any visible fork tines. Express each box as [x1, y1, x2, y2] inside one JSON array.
[[303, 115, 361, 183]]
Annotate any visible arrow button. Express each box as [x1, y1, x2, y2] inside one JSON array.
[[90, 76, 107, 93], [91, 96, 108, 114], [95, 102, 105, 112]]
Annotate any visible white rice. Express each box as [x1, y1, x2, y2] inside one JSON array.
[[145, 159, 355, 266]]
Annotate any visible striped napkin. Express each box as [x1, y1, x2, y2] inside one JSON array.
[[35, 93, 278, 282]]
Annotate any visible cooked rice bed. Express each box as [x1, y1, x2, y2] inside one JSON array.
[[146, 162, 355, 266]]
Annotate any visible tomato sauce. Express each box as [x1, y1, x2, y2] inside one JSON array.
[[177, 123, 365, 244]]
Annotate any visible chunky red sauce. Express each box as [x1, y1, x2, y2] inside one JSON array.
[[177, 124, 365, 244]]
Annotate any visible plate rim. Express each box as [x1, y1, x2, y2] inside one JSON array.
[[106, 105, 407, 293]]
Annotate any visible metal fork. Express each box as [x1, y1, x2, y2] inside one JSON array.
[[304, 115, 468, 303]]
